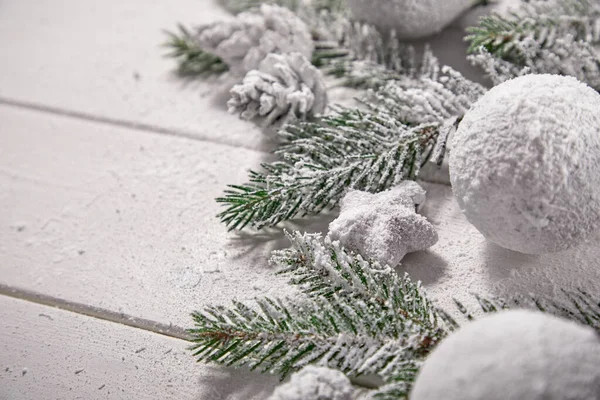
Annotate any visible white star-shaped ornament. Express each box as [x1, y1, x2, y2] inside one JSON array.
[[328, 181, 438, 267]]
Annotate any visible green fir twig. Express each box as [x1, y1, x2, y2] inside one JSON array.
[[216, 58, 485, 231], [466, 0, 600, 60], [311, 18, 428, 90], [466, 0, 600, 89], [217, 108, 440, 231], [189, 232, 451, 398], [466, 15, 527, 63], [188, 231, 600, 399], [163, 24, 228, 76], [455, 289, 600, 333]]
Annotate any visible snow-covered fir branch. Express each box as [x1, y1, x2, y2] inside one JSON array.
[[163, 24, 229, 76], [189, 232, 452, 399], [272, 232, 442, 331], [189, 231, 600, 399], [217, 108, 439, 230], [466, 0, 600, 89], [309, 12, 440, 89], [364, 63, 487, 124], [469, 35, 600, 90], [455, 290, 600, 332], [217, 62, 484, 231], [467, 0, 600, 58]]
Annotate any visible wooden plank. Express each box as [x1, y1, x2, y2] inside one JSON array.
[[0, 295, 280, 400], [0, 0, 515, 152], [0, 105, 297, 329], [0, 0, 269, 151], [3, 103, 599, 331]]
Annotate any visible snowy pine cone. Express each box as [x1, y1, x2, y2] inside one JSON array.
[[268, 366, 354, 400], [347, 0, 473, 39], [196, 4, 313, 74], [227, 52, 328, 125]]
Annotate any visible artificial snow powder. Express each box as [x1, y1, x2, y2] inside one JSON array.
[[328, 182, 438, 267], [411, 310, 600, 400], [268, 365, 354, 400], [346, 0, 473, 39], [450, 74, 600, 254]]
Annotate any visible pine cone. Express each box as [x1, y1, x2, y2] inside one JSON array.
[[227, 52, 328, 125], [196, 4, 313, 74]]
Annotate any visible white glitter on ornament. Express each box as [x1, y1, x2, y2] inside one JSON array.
[[328, 181, 438, 267], [449, 74, 600, 254], [411, 310, 600, 400], [268, 365, 354, 400], [346, 0, 473, 39]]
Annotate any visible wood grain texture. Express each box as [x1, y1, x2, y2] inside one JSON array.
[[2, 1, 597, 398], [0, 0, 269, 151], [0, 295, 280, 400], [0, 105, 297, 329]]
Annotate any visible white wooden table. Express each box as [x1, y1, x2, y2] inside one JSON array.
[[2, 1, 599, 399]]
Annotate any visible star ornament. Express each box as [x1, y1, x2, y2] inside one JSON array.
[[328, 181, 438, 267]]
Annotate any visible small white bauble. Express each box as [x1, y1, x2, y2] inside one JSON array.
[[449, 74, 600, 254], [346, 0, 474, 39], [411, 310, 600, 400]]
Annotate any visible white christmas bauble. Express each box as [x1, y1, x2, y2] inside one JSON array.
[[449, 74, 600, 254], [411, 310, 600, 400], [346, 0, 473, 39]]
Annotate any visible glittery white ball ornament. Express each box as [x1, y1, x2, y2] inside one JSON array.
[[346, 0, 473, 39], [411, 310, 600, 400], [449, 74, 600, 254]]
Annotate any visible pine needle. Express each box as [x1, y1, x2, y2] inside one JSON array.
[[189, 232, 450, 394], [188, 231, 600, 398], [217, 108, 440, 231], [216, 60, 485, 231], [163, 24, 228, 76], [466, 0, 600, 89]]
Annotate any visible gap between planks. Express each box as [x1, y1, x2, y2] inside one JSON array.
[[0, 97, 451, 342], [0, 96, 263, 153], [0, 282, 193, 342], [0, 96, 454, 188]]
